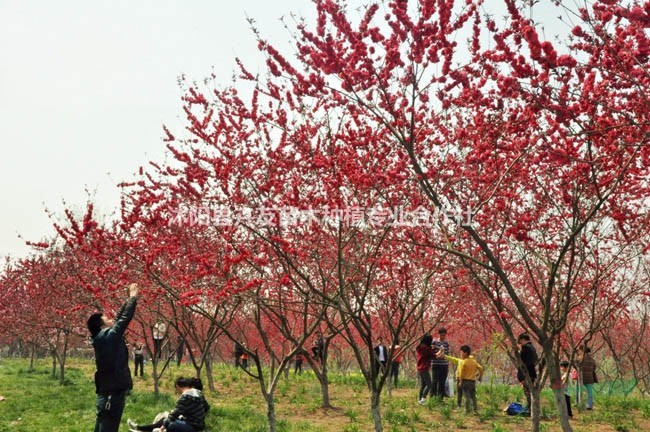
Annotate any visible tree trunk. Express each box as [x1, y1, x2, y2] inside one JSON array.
[[320, 374, 331, 408], [312, 362, 332, 408], [29, 345, 36, 371], [58, 334, 69, 385], [266, 393, 277, 432], [51, 351, 57, 379], [370, 389, 383, 432], [205, 356, 216, 392], [59, 361, 65, 384], [152, 361, 160, 395], [546, 358, 573, 432], [530, 388, 541, 432]]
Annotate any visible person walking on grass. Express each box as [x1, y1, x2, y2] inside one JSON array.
[[128, 376, 209, 432], [87, 282, 139, 432], [416, 334, 436, 405]]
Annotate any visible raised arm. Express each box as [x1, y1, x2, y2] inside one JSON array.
[[112, 283, 139, 337]]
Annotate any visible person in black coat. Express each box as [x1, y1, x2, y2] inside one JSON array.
[[87, 283, 139, 432], [374, 337, 388, 377], [516, 333, 538, 409]]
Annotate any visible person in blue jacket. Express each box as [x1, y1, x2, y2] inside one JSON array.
[[87, 282, 139, 432]]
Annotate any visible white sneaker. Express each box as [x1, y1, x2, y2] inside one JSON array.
[[127, 418, 138, 430], [418, 398, 426, 405]]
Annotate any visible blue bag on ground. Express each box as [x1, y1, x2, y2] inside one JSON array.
[[505, 402, 524, 415]]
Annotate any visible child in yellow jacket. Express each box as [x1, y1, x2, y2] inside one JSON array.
[[441, 345, 483, 413]]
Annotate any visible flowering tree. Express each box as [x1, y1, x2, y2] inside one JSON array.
[[0, 243, 96, 383], [113, 1, 642, 431], [236, 1, 650, 430]]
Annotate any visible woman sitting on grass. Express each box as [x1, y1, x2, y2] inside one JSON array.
[[128, 376, 209, 432]]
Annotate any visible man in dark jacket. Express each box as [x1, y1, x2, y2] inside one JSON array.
[[517, 333, 538, 410], [87, 283, 139, 432]]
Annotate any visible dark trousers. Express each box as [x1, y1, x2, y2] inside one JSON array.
[[521, 379, 534, 408], [431, 363, 449, 397], [134, 355, 144, 377], [565, 394, 573, 417], [94, 391, 127, 432], [294, 359, 303, 374], [456, 379, 463, 407], [461, 379, 478, 413], [154, 338, 163, 359], [390, 362, 400, 386], [373, 360, 386, 378], [418, 370, 432, 400]]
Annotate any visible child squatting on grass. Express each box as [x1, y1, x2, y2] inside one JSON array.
[[127, 376, 209, 432]]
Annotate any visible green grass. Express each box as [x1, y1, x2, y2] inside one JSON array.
[[1, 357, 648, 431]]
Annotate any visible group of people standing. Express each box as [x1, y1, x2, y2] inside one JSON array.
[[416, 328, 484, 413]]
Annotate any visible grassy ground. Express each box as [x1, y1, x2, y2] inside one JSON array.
[[0, 357, 648, 431]]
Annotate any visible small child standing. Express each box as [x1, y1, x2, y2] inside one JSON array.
[[442, 345, 483, 413], [560, 361, 573, 418]]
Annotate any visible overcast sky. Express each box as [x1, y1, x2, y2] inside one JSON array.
[[0, 1, 568, 259], [0, 0, 312, 258]]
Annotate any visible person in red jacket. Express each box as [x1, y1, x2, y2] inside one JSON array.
[[416, 334, 436, 404]]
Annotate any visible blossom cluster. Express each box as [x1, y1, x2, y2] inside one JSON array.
[[167, 205, 473, 228]]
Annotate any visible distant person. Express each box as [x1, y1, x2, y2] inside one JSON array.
[[234, 342, 244, 367], [153, 322, 167, 360], [416, 334, 436, 405], [431, 327, 450, 398], [390, 342, 403, 387], [516, 333, 538, 411], [128, 376, 209, 432], [374, 337, 388, 375], [294, 351, 304, 375], [311, 332, 324, 363], [87, 282, 139, 432], [441, 345, 483, 413], [560, 361, 573, 418], [133, 342, 145, 378], [577, 345, 597, 410], [240, 346, 249, 370]]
